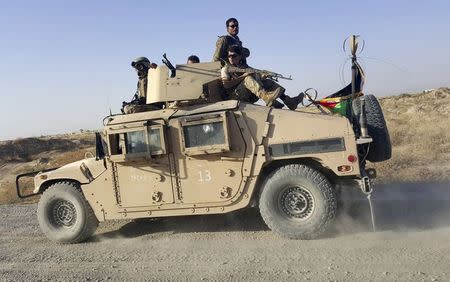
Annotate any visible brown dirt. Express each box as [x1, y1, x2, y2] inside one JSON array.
[[1, 181, 450, 281], [1, 90, 450, 280]]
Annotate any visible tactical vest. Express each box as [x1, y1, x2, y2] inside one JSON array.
[[223, 35, 242, 47], [215, 35, 243, 63], [137, 77, 147, 100]]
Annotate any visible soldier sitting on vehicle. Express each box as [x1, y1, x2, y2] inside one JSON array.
[[213, 17, 250, 65], [221, 45, 303, 110], [187, 55, 200, 64], [122, 57, 164, 114]]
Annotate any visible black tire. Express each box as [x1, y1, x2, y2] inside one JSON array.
[[37, 181, 99, 243], [352, 94, 392, 162], [259, 164, 337, 239]]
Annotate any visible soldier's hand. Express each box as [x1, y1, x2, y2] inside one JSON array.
[[263, 72, 274, 80]]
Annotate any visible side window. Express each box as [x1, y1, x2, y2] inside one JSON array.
[[107, 122, 166, 161], [148, 127, 163, 153], [125, 131, 147, 154], [108, 133, 122, 155], [183, 122, 225, 148], [180, 112, 230, 156]]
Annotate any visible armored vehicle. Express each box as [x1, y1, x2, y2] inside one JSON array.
[[17, 38, 391, 243]]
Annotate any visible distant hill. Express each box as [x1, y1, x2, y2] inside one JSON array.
[[368, 87, 450, 182], [0, 132, 96, 204], [1, 88, 449, 204]]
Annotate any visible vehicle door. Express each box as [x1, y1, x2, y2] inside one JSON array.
[[169, 111, 246, 205], [106, 119, 174, 208]]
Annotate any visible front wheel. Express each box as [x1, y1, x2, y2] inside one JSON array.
[[259, 164, 337, 239], [37, 181, 99, 243]]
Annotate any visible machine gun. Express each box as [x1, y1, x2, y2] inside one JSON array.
[[162, 53, 176, 78], [226, 66, 292, 81]]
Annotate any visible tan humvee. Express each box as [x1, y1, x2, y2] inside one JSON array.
[[17, 60, 381, 243]]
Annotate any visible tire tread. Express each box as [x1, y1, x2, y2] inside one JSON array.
[[38, 181, 98, 244], [259, 164, 337, 239]]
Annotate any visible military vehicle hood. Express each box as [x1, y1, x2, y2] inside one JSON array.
[[33, 158, 107, 193]]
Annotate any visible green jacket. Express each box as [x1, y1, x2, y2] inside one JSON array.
[[213, 35, 243, 63]]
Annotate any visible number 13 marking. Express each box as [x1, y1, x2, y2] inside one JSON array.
[[198, 170, 212, 182]]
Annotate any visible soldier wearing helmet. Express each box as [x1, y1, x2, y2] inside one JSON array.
[[131, 57, 157, 103], [122, 57, 162, 114]]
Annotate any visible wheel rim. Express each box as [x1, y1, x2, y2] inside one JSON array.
[[279, 186, 314, 220], [50, 199, 77, 227]]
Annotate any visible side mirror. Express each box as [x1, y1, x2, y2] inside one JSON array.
[[95, 132, 105, 160]]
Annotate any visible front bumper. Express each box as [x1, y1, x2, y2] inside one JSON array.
[[15, 168, 58, 199]]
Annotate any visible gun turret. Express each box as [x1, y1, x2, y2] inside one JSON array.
[[162, 53, 176, 78]]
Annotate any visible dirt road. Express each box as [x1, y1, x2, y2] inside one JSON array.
[[1, 182, 450, 281]]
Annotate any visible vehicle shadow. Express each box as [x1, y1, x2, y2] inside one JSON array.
[[93, 208, 269, 240], [340, 181, 450, 232], [93, 181, 450, 240]]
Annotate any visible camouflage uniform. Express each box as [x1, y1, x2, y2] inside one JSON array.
[[221, 64, 284, 105], [213, 35, 243, 64], [136, 77, 147, 101], [122, 82, 163, 113], [122, 102, 162, 114], [122, 57, 164, 114]]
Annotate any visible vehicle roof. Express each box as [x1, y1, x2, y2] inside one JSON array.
[[106, 100, 239, 126]]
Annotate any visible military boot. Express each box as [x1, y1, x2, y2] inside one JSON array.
[[283, 93, 305, 110], [283, 96, 300, 110], [271, 100, 285, 109], [259, 87, 282, 107]]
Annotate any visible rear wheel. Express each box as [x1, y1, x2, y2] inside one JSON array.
[[37, 181, 98, 243], [259, 164, 337, 239]]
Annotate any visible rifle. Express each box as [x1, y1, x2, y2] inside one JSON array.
[[226, 66, 292, 81]]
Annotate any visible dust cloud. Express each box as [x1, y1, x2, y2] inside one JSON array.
[[338, 181, 450, 235], [91, 181, 450, 242]]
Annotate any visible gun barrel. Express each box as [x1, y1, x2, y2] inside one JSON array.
[[162, 53, 176, 78], [227, 66, 292, 80]]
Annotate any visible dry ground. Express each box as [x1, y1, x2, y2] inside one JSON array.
[[1, 88, 450, 281], [1, 181, 450, 281]]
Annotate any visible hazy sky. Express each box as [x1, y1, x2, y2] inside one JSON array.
[[1, 0, 449, 140]]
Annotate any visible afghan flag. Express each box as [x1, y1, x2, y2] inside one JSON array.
[[318, 97, 351, 116]]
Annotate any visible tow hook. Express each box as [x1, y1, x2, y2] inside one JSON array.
[[360, 176, 372, 194], [359, 175, 376, 232]]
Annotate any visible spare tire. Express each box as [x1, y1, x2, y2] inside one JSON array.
[[352, 94, 392, 162]]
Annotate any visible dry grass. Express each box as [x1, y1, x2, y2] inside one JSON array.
[[0, 132, 95, 204], [367, 87, 450, 183]]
